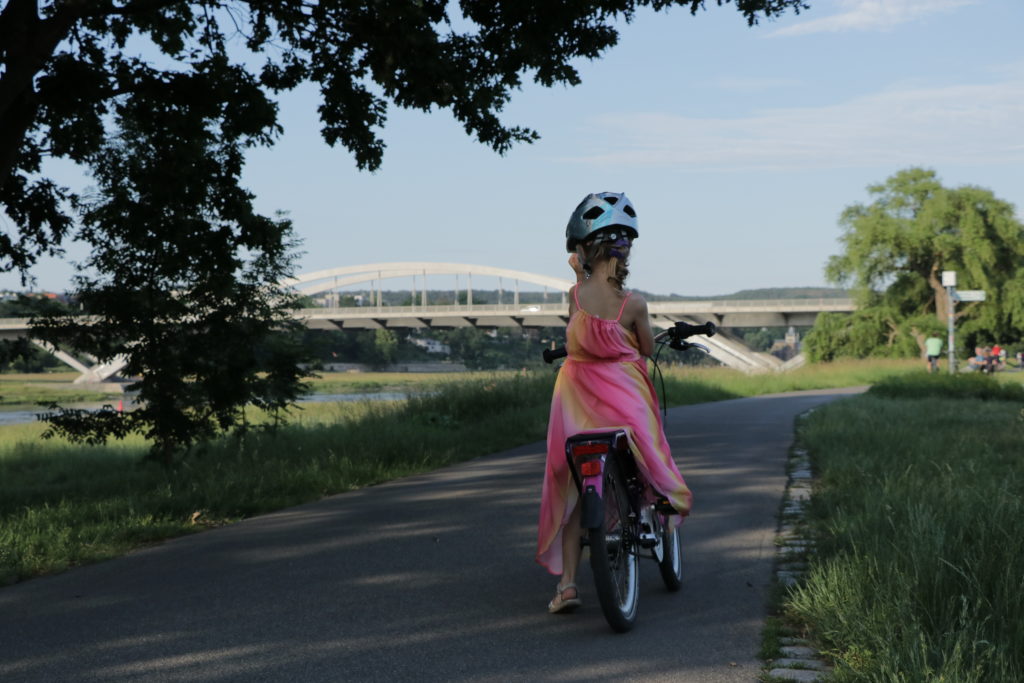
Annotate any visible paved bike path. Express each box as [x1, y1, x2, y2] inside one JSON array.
[[0, 388, 864, 682]]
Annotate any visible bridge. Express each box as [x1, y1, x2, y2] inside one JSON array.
[[1, 262, 854, 381], [290, 262, 853, 373]]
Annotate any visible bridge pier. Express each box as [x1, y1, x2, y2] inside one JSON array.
[[31, 340, 131, 385]]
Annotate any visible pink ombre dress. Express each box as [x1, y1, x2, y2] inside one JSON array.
[[536, 288, 693, 575]]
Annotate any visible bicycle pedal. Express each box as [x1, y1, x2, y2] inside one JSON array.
[[638, 533, 659, 549], [654, 498, 678, 515]]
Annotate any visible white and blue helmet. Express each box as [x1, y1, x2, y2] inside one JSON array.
[[565, 192, 638, 252]]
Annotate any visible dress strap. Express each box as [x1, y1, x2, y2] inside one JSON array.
[[615, 292, 632, 322], [572, 285, 582, 311]]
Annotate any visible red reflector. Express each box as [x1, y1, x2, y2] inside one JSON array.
[[578, 460, 602, 477], [571, 442, 608, 456]]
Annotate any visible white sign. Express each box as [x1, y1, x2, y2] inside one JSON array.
[[942, 270, 957, 287], [956, 289, 986, 302]]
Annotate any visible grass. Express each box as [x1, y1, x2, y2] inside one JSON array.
[[781, 373, 1024, 681], [0, 372, 120, 407], [304, 369, 507, 395], [0, 373, 556, 584], [663, 357, 922, 397], [0, 358, 972, 586]]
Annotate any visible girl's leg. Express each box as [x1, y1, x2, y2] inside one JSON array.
[[549, 504, 583, 612], [560, 503, 583, 587]]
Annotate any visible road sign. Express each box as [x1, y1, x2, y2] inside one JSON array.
[[956, 289, 986, 302]]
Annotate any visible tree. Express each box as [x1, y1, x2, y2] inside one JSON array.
[[809, 168, 1024, 360], [1, 0, 806, 278], [34, 101, 310, 463], [369, 328, 398, 368]]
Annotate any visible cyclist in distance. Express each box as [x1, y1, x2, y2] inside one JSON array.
[[537, 192, 693, 613]]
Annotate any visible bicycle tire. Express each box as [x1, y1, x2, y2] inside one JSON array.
[[589, 455, 640, 633], [657, 521, 683, 591]]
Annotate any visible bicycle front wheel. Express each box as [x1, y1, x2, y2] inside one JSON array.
[[658, 522, 683, 591], [589, 456, 640, 633]]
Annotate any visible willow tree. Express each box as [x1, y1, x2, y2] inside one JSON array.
[[808, 168, 1024, 360]]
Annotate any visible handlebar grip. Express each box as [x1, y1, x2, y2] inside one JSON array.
[[673, 321, 717, 339], [543, 347, 568, 364]]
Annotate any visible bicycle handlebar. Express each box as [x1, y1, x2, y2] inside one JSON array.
[[543, 347, 569, 364], [543, 320, 717, 363], [672, 320, 717, 340]]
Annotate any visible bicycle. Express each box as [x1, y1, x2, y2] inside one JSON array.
[[543, 320, 716, 632]]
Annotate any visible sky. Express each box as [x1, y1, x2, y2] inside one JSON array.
[[7, 0, 1023, 297]]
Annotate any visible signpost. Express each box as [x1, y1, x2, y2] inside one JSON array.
[[955, 290, 987, 302], [943, 271, 957, 375], [941, 271, 986, 375]]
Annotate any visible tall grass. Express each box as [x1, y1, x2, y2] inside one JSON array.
[[787, 374, 1024, 681], [0, 373, 555, 584]]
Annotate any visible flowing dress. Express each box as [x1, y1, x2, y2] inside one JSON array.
[[536, 289, 693, 575]]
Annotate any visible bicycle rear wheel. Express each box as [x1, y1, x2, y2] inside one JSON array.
[[589, 455, 639, 633]]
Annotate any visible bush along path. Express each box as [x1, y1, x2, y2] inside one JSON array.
[[764, 435, 833, 682]]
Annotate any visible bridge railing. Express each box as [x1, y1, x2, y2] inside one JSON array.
[[297, 298, 854, 317]]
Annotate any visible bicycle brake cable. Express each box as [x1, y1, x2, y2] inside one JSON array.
[[651, 337, 669, 418]]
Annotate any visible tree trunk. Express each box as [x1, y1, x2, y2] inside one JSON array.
[[908, 326, 927, 355], [0, 1, 77, 193], [928, 263, 948, 324]]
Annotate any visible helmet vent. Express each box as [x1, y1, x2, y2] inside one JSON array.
[[582, 207, 604, 220], [623, 205, 636, 217], [605, 196, 619, 205]]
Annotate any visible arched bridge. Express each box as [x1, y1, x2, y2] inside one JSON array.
[[285, 261, 571, 306], [288, 262, 854, 373]]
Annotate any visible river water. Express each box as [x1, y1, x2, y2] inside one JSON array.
[[0, 391, 409, 427]]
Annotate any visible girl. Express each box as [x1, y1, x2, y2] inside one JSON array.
[[537, 192, 693, 613]]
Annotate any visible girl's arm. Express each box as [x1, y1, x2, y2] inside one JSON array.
[[628, 295, 655, 357]]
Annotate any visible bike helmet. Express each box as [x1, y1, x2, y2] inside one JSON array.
[[565, 192, 638, 253]]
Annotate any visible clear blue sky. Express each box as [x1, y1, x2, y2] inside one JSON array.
[[8, 0, 1023, 296]]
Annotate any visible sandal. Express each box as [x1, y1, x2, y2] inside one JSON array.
[[547, 582, 582, 613]]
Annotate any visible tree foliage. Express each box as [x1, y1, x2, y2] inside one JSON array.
[[807, 168, 1024, 361], [1, 0, 806, 276], [33, 91, 310, 463]]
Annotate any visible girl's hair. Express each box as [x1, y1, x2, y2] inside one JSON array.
[[581, 240, 630, 289]]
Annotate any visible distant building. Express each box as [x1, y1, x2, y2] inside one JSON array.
[[410, 337, 451, 355], [769, 326, 801, 361]]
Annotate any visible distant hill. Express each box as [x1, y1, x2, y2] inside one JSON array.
[[641, 287, 850, 302]]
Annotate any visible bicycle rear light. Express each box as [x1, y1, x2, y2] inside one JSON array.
[[578, 460, 603, 477], [571, 442, 608, 457]]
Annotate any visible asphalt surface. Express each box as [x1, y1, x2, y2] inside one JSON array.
[[0, 387, 864, 682]]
